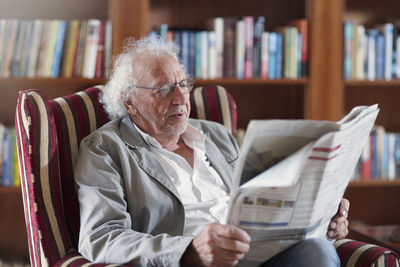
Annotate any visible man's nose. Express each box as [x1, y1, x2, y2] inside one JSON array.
[[171, 83, 188, 102]]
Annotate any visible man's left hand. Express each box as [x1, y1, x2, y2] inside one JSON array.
[[327, 198, 350, 240]]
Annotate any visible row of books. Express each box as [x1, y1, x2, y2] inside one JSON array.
[[353, 126, 400, 181], [151, 17, 308, 80], [0, 125, 20, 187], [0, 19, 112, 79], [343, 20, 400, 80]]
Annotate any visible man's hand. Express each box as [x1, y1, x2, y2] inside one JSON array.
[[181, 223, 251, 267], [327, 198, 350, 240]]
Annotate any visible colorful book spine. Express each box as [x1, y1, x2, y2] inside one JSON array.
[[235, 19, 245, 79], [243, 16, 254, 79], [82, 19, 101, 79], [252, 16, 265, 78], [52, 20, 67, 77], [344, 21, 354, 79]]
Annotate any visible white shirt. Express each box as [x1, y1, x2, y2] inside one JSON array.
[[133, 123, 230, 236]]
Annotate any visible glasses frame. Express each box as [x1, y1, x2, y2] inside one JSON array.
[[135, 78, 195, 98]]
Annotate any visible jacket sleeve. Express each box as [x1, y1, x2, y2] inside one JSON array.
[[74, 135, 192, 266]]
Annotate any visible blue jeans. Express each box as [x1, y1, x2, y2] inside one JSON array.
[[260, 238, 340, 267]]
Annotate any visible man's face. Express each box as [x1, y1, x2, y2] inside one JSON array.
[[127, 55, 191, 138]]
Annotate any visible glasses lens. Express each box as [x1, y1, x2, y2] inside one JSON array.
[[159, 82, 174, 97], [180, 78, 194, 92]]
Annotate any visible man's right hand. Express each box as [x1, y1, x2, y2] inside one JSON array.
[[180, 223, 251, 267]]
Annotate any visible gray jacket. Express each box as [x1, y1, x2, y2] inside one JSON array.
[[75, 116, 239, 266]]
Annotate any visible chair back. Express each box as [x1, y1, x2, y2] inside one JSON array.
[[15, 86, 109, 267], [15, 84, 237, 266]]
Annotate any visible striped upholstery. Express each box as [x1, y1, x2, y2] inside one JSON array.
[[15, 86, 117, 267], [190, 85, 237, 136], [15, 84, 399, 267], [335, 239, 399, 267]]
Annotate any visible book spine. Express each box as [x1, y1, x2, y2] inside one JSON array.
[[343, 21, 354, 79], [208, 31, 217, 79], [235, 20, 245, 79], [2, 20, 19, 78], [52, 20, 67, 77], [62, 20, 80, 78], [194, 31, 202, 79], [261, 32, 269, 79], [252, 16, 265, 78], [244, 16, 253, 79], [223, 17, 236, 78], [95, 20, 105, 78], [276, 33, 283, 79], [104, 19, 113, 78], [375, 34, 385, 80], [214, 17, 224, 78], [1, 128, 13, 186], [268, 32, 277, 79], [200, 31, 208, 79], [27, 20, 44, 78], [82, 19, 101, 79]]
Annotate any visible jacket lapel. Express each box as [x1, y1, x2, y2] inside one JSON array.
[[204, 133, 233, 191], [119, 116, 182, 202]]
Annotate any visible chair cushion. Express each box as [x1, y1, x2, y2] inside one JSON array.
[[334, 239, 400, 267], [190, 85, 237, 136], [15, 86, 108, 267]]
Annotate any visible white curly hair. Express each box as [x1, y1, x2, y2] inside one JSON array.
[[101, 36, 180, 119]]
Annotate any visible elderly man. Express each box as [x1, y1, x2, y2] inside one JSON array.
[[74, 37, 349, 267]]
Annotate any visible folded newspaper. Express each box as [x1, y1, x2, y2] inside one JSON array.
[[225, 104, 379, 265]]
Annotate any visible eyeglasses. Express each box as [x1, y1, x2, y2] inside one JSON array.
[[135, 78, 194, 98]]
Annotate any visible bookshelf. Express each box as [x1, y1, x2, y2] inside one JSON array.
[[1, 0, 400, 262]]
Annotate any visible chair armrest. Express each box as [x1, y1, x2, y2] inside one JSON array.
[[334, 239, 400, 267], [54, 250, 130, 267]]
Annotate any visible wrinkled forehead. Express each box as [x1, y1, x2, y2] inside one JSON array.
[[133, 54, 184, 82]]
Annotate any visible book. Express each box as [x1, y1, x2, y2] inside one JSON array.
[[261, 32, 269, 79], [20, 20, 35, 77], [82, 19, 101, 79], [95, 20, 105, 78], [36, 20, 52, 77], [200, 31, 208, 79], [288, 19, 308, 77], [207, 31, 217, 79], [104, 19, 113, 78], [214, 17, 224, 78], [367, 29, 378, 81], [1, 127, 13, 186], [43, 20, 60, 77], [51, 20, 67, 77], [235, 19, 245, 79], [343, 21, 354, 79], [268, 32, 278, 79], [27, 19, 44, 78], [243, 16, 254, 79], [275, 33, 283, 79], [62, 20, 80, 78], [375, 33, 385, 80], [377, 23, 394, 80], [2, 19, 19, 78], [73, 20, 88, 77], [223, 17, 237, 78], [226, 105, 378, 264], [252, 16, 265, 78], [10, 20, 26, 77]]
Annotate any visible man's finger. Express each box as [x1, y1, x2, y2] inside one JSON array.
[[215, 224, 251, 243], [219, 237, 250, 253], [340, 198, 350, 217]]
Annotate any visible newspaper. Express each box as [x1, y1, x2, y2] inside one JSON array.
[[226, 104, 379, 265]]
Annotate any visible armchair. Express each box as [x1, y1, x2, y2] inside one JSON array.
[[15, 85, 399, 266]]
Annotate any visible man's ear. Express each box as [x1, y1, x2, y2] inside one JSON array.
[[123, 100, 137, 115]]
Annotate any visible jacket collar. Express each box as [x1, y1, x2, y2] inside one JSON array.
[[119, 116, 232, 196]]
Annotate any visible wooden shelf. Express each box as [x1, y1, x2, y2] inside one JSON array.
[[349, 179, 400, 187], [346, 80, 400, 87], [194, 78, 308, 86], [0, 186, 21, 194]]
